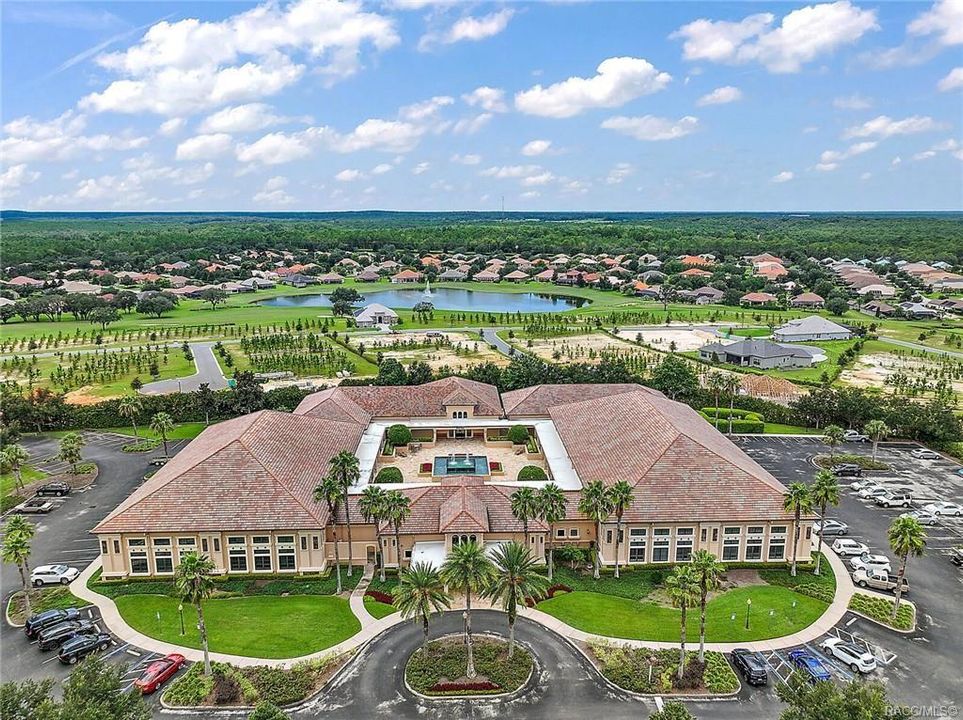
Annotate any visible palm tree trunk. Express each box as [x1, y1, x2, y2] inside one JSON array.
[[790, 511, 800, 577], [465, 589, 476, 678], [422, 614, 429, 647], [344, 488, 354, 577], [377, 528, 386, 583], [18, 563, 31, 617], [131, 418, 138, 438], [331, 520, 343, 594], [162, 435, 169, 458], [698, 587, 707, 664], [523, 520, 529, 546], [197, 602, 212, 676], [508, 615, 515, 658], [14, 467, 24, 491], [393, 524, 403, 584], [547, 523, 554, 582], [814, 503, 826, 576], [727, 392, 734, 435], [593, 522, 601, 579], [713, 390, 720, 430], [872, 439, 878, 463], [614, 517, 622, 579], [677, 605, 687, 681], [892, 554, 907, 619]]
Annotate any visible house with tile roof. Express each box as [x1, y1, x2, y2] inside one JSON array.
[[92, 380, 810, 578]]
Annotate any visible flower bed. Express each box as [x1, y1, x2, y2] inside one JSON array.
[[418, 462, 432, 475], [489, 460, 504, 475], [848, 592, 914, 630], [122, 438, 160, 453], [364, 589, 394, 605], [406, 636, 533, 697], [588, 643, 739, 695], [814, 453, 889, 471]]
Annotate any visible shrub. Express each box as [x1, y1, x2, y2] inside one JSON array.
[[406, 637, 532, 696], [517, 465, 547, 482], [212, 671, 242, 704], [848, 593, 914, 630], [164, 663, 215, 706], [589, 644, 738, 695], [365, 589, 394, 604], [429, 681, 500, 693], [248, 702, 288, 720], [700, 411, 765, 433], [814, 453, 889, 471], [122, 439, 159, 453], [649, 702, 695, 720], [386, 424, 411, 447], [245, 665, 313, 707], [507, 425, 530, 445], [700, 407, 765, 422], [674, 658, 706, 690], [375, 467, 403, 484]]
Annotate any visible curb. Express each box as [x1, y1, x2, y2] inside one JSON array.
[[5, 593, 26, 628]]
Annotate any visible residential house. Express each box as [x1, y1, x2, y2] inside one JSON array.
[[391, 269, 423, 284], [772, 316, 852, 342], [789, 293, 824, 309], [740, 292, 779, 307], [354, 303, 400, 328], [700, 338, 818, 369], [473, 270, 500, 283]]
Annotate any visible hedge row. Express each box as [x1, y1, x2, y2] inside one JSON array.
[[700, 407, 765, 421], [700, 414, 766, 433]]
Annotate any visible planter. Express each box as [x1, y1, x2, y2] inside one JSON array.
[[405, 634, 534, 699]]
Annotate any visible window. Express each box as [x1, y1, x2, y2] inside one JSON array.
[[178, 538, 195, 546], [724, 526, 740, 536], [676, 528, 694, 562], [152, 538, 171, 547], [805, 527, 812, 539], [700, 528, 707, 542], [277, 536, 296, 571], [277, 535, 294, 544], [653, 528, 670, 562], [252, 536, 270, 545], [723, 536, 740, 561], [747, 526, 764, 535], [228, 536, 245, 545], [404, 550, 412, 559], [100, 540, 108, 554], [556, 528, 566, 538], [229, 539, 247, 572], [768, 540, 786, 561], [113, 540, 120, 554], [128, 538, 146, 548], [629, 528, 647, 563], [745, 527, 764, 561], [213, 538, 220, 552], [568, 528, 579, 538], [155, 554, 173, 574], [201, 539, 209, 553], [312, 536, 320, 551], [712, 528, 719, 542], [253, 547, 272, 572], [606, 530, 613, 544], [301, 536, 308, 551], [771, 526, 787, 535], [130, 556, 149, 574]]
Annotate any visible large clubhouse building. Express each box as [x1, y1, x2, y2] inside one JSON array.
[[93, 379, 811, 579]]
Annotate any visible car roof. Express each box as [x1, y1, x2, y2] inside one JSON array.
[[34, 564, 68, 572]]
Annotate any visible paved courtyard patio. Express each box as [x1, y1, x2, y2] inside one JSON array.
[[375, 437, 548, 483]]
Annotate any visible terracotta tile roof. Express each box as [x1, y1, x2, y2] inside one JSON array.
[[293, 387, 372, 424], [331, 378, 503, 418], [93, 411, 365, 534], [439, 486, 490, 532], [502, 383, 645, 417]]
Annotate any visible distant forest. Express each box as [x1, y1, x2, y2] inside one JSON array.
[[1, 211, 961, 268]]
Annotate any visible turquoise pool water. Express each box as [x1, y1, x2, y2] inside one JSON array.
[[433, 455, 490, 476]]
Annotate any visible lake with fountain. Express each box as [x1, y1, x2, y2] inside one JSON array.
[[258, 286, 588, 313]]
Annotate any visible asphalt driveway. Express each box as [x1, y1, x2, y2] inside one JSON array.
[[140, 342, 228, 394]]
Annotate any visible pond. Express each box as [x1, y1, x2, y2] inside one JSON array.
[[258, 287, 588, 313]]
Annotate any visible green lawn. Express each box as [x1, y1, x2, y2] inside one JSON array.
[[6, 586, 91, 625], [1, 465, 46, 497], [764, 423, 823, 435], [720, 327, 771, 338], [538, 585, 827, 642], [97, 423, 208, 441], [363, 596, 397, 619], [114, 594, 361, 658]]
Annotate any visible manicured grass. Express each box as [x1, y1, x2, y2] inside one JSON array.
[[538, 585, 827, 642], [114, 594, 361, 658], [98, 423, 208, 441], [1, 465, 46, 497], [406, 636, 533, 695], [764, 423, 823, 435], [363, 596, 397, 619], [720, 327, 771, 338], [6, 586, 91, 624], [547, 565, 667, 600]]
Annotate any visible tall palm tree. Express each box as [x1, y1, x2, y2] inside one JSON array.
[[1, 516, 36, 617], [822, 425, 845, 464], [783, 482, 813, 577], [358, 485, 388, 582], [690, 550, 725, 663], [721, 374, 741, 435], [118, 395, 143, 438], [329, 451, 360, 577], [510, 487, 539, 546], [149, 412, 175, 458], [887, 516, 926, 619], [58, 432, 84, 474], [394, 562, 450, 646], [0, 444, 30, 492], [173, 552, 216, 675], [484, 541, 548, 657], [665, 564, 699, 681], [313, 475, 344, 594], [810, 470, 840, 576], [440, 540, 496, 679], [384, 490, 411, 583], [578, 480, 612, 579], [607, 481, 634, 579], [864, 419, 890, 463], [537, 483, 567, 582], [706, 372, 726, 430]]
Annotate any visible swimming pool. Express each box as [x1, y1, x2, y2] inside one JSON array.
[[433, 454, 490, 476]]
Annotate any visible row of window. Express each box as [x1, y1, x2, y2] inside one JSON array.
[[622, 526, 791, 563], [118, 535, 319, 575]]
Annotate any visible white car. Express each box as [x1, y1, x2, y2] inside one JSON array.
[[850, 553, 892, 574], [900, 510, 938, 526], [911, 448, 941, 460], [857, 486, 888, 500], [832, 538, 870, 557], [923, 502, 963, 517], [819, 638, 878, 674], [850, 479, 878, 491], [843, 430, 868, 442], [30, 564, 80, 587]]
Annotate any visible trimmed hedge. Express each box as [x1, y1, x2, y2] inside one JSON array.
[[507, 425, 530, 445], [701, 407, 766, 421], [375, 467, 403, 484], [517, 465, 548, 482], [848, 593, 914, 630], [700, 409, 765, 434], [386, 424, 412, 447], [406, 637, 532, 696]]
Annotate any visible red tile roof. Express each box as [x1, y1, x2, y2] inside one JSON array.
[[502, 383, 644, 417], [300, 378, 503, 418]]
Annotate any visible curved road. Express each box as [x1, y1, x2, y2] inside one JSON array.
[[139, 342, 228, 394]]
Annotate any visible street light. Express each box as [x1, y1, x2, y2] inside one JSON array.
[[648, 655, 658, 685], [745, 598, 752, 630], [178, 603, 185, 635]]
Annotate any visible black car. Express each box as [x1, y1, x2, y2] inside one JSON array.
[[832, 464, 862, 477], [731, 648, 769, 686], [36, 481, 71, 497], [58, 632, 112, 664], [24, 608, 81, 639], [37, 620, 95, 651]]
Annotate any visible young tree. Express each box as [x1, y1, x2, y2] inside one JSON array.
[[822, 425, 845, 464], [537, 483, 567, 582], [199, 288, 228, 311], [149, 412, 175, 457], [0, 444, 30, 492], [607, 481, 634, 579], [1, 516, 36, 618], [0, 676, 58, 720], [706, 372, 726, 430], [173, 552, 216, 676], [329, 451, 360, 576], [440, 541, 496, 679], [578, 480, 612, 579], [510, 487, 539, 546], [887, 516, 926, 620], [864, 419, 890, 463], [721, 373, 741, 435], [60, 656, 152, 720], [358, 485, 388, 582], [384, 490, 411, 582], [58, 432, 84, 474], [810, 470, 840, 576], [783, 482, 813, 577], [665, 564, 699, 681], [194, 383, 215, 426], [649, 355, 699, 402], [314, 476, 344, 594], [484, 541, 549, 657], [394, 561, 450, 647], [690, 549, 725, 663], [89, 306, 120, 331], [117, 395, 143, 438], [775, 674, 910, 720]]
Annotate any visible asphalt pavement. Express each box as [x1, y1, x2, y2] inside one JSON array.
[[139, 342, 228, 394]]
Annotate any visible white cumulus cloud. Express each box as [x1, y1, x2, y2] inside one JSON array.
[[937, 67, 963, 91], [696, 85, 743, 106], [601, 115, 700, 141], [200, 103, 306, 133], [772, 170, 794, 183], [420, 9, 514, 50], [462, 86, 507, 112], [908, 0, 963, 46], [843, 115, 944, 139], [521, 139, 552, 156], [175, 133, 234, 160], [253, 175, 294, 205]]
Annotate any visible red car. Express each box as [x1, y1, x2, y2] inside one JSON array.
[[133, 653, 186, 694]]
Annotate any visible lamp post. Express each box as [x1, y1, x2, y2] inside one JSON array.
[[178, 603, 185, 635], [745, 598, 752, 630], [647, 655, 658, 685]]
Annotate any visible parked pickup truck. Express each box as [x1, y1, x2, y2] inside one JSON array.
[[852, 568, 909, 593]]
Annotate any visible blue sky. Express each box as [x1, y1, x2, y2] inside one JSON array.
[[1, 0, 961, 212]]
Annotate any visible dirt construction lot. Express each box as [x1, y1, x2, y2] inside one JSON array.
[[365, 331, 509, 372], [616, 327, 719, 352], [523, 332, 658, 365], [840, 349, 963, 402]]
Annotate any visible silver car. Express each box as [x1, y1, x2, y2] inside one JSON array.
[[900, 510, 937, 526], [923, 502, 963, 517]]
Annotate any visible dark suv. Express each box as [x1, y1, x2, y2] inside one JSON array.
[[731, 648, 769, 686], [832, 464, 862, 477], [37, 620, 95, 651], [58, 632, 112, 664], [24, 608, 81, 639], [36, 481, 71, 497]]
